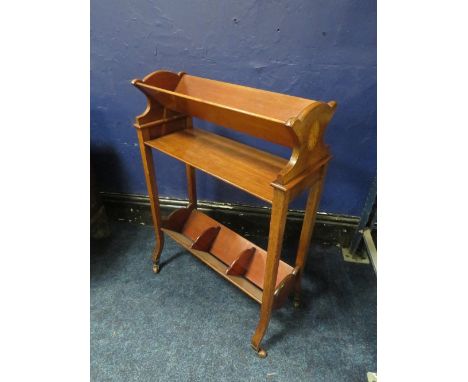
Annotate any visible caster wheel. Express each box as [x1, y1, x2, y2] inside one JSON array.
[[152, 263, 160, 274], [257, 348, 267, 358]]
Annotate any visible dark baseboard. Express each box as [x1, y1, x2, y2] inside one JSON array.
[[100, 192, 359, 247]]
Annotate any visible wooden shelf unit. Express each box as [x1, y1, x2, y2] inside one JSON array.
[[132, 70, 337, 357]]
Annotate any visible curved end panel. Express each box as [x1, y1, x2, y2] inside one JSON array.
[[290, 101, 337, 145], [275, 101, 337, 185], [132, 70, 187, 127], [142, 69, 182, 90], [272, 267, 299, 310], [132, 78, 163, 126]]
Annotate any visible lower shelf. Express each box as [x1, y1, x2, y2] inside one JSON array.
[[162, 207, 298, 309], [162, 229, 264, 303]]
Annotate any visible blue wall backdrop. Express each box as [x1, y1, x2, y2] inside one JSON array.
[[91, 0, 376, 216]]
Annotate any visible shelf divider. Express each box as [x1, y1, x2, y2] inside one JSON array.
[[191, 226, 221, 251], [226, 248, 256, 277]]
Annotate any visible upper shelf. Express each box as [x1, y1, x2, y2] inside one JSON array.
[[133, 70, 337, 189], [175, 74, 315, 123], [132, 70, 319, 148]]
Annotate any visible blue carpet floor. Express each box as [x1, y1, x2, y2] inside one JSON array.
[[91, 221, 376, 381]]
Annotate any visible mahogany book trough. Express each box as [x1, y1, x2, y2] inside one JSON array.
[[131, 69, 337, 357]]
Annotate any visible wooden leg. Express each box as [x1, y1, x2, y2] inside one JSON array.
[[136, 129, 165, 273], [185, 164, 197, 209], [293, 166, 327, 307], [251, 188, 289, 357]]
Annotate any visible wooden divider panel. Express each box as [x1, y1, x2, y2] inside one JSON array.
[[162, 207, 193, 232], [226, 248, 256, 276], [191, 226, 221, 251], [178, 209, 293, 289]]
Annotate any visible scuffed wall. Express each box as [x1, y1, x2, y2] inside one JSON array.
[[91, 0, 376, 216]]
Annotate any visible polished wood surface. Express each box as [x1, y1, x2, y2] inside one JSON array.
[[164, 208, 294, 290], [133, 70, 307, 147], [293, 165, 328, 307], [132, 69, 337, 357], [226, 248, 255, 277], [162, 211, 297, 307], [176, 75, 316, 123], [162, 229, 264, 304], [191, 226, 221, 251], [273, 266, 299, 310], [145, 128, 288, 202], [133, 80, 297, 147], [136, 128, 164, 273], [251, 188, 290, 352]]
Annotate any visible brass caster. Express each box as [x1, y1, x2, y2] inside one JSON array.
[[152, 263, 160, 274], [257, 348, 267, 358]]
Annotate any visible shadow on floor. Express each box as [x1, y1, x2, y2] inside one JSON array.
[[91, 221, 376, 382]]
